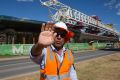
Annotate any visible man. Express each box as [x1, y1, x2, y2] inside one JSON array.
[[30, 21, 78, 80]]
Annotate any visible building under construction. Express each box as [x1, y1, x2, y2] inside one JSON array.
[[0, 15, 45, 44], [0, 15, 120, 56], [0, 15, 119, 45]]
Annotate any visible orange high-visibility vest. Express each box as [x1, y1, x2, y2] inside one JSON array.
[[40, 47, 74, 80]]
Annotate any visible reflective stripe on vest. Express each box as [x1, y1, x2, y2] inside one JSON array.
[[50, 47, 54, 61], [67, 50, 72, 62], [41, 72, 70, 80]]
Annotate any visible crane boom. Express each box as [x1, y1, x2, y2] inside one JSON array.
[[40, 0, 119, 36]]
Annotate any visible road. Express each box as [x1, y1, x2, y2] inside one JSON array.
[[0, 49, 120, 79], [74, 48, 120, 62]]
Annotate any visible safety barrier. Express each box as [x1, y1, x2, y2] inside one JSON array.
[[0, 44, 33, 56], [64, 43, 89, 51], [0, 43, 108, 56], [65, 43, 107, 51]]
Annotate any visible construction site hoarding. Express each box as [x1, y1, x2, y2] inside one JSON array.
[[0, 43, 108, 56]]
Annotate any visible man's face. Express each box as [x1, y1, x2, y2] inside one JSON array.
[[53, 27, 67, 48]]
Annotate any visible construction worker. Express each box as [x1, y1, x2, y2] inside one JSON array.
[[30, 21, 78, 80]]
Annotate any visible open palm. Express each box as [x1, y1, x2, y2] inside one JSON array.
[[38, 31, 56, 46]]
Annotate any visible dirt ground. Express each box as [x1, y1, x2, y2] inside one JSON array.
[[7, 52, 120, 80], [75, 52, 120, 80]]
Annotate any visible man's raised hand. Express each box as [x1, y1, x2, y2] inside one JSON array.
[[38, 22, 57, 47]]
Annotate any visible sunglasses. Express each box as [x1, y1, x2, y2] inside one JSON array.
[[56, 32, 67, 38], [54, 28, 67, 38]]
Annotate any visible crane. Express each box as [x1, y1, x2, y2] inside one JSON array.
[[40, 0, 119, 37]]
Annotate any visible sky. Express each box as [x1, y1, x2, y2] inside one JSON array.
[[0, 0, 120, 32]]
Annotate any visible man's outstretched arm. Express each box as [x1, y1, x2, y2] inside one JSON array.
[[30, 43, 44, 64], [30, 22, 56, 64]]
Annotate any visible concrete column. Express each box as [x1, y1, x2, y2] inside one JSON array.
[[33, 37, 35, 44], [23, 37, 26, 44]]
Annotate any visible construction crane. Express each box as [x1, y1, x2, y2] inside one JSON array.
[[40, 0, 119, 38]]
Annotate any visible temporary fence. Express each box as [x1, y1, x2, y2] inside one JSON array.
[[0, 44, 33, 56], [0, 43, 108, 56]]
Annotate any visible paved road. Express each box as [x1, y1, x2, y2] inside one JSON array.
[[74, 48, 120, 62], [0, 48, 120, 79]]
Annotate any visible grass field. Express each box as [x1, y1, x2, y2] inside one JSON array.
[[75, 52, 120, 80], [7, 52, 120, 80]]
